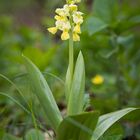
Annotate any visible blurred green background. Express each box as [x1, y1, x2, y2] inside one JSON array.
[[0, 0, 140, 139]]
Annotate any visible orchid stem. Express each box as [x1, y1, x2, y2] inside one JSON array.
[[69, 29, 74, 83]]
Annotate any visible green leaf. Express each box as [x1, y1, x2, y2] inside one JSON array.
[[3, 133, 22, 140], [117, 34, 134, 48], [98, 123, 124, 140], [57, 111, 99, 140], [85, 17, 108, 35], [67, 52, 85, 115], [0, 92, 30, 114], [0, 74, 27, 106], [93, 0, 118, 24], [116, 15, 140, 33], [22, 55, 62, 131], [92, 108, 137, 140], [99, 135, 123, 140], [24, 129, 45, 140]]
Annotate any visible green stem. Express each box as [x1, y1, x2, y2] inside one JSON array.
[[65, 4, 74, 102], [69, 29, 74, 83], [68, 7, 74, 91]]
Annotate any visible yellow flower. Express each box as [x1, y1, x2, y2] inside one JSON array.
[[48, 27, 57, 34], [91, 75, 104, 85], [73, 33, 80, 41], [73, 24, 81, 34], [61, 31, 70, 40], [55, 8, 65, 16], [69, 4, 78, 12], [54, 15, 65, 21], [55, 20, 71, 31], [48, 0, 83, 41]]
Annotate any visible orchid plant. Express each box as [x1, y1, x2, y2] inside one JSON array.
[[22, 0, 138, 140], [21, 1, 138, 140], [0, 0, 138, 140]]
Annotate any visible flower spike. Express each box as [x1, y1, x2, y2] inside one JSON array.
[[48, 0, 83, 41]]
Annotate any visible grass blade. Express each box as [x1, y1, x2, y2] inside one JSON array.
[[0, 92, 30, 114], [0, 74, 28, 105]]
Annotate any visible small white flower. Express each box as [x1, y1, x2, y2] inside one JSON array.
[[73, 11, 83, 24], [63, 4, 70, 16]]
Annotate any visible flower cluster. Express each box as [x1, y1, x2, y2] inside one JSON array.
[[48, 0, 83, 41]]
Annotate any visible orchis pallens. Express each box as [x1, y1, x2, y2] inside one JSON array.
[[48, 0, 83, 41]]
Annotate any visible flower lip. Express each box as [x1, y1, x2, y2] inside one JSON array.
[[48, 27, 58, 34], [61, 31, 70, 40]]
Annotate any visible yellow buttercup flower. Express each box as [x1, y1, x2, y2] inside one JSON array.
[[48, 27, 57, 34], [91, 75, 104, 85]]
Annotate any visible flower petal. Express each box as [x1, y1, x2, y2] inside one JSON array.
[[73, 33, 80, 41], [61, 31, 70, 40], [48, 27, 57, 34]]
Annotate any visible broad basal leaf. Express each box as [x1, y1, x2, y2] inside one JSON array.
[[67, 52, 85, 115], [57, 111, 99, 140], [92, 108, 137, 140], [23, 55, 62, 131]]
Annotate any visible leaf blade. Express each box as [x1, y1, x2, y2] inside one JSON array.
[[85, 17, 108, 35], [93, 0, 118, 24], [67, 52, 85, 115], [57, 111, 99, 140], [24, 129, 45, 140], [92, 108, 138, 140], [22, 55, 62, 131]]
